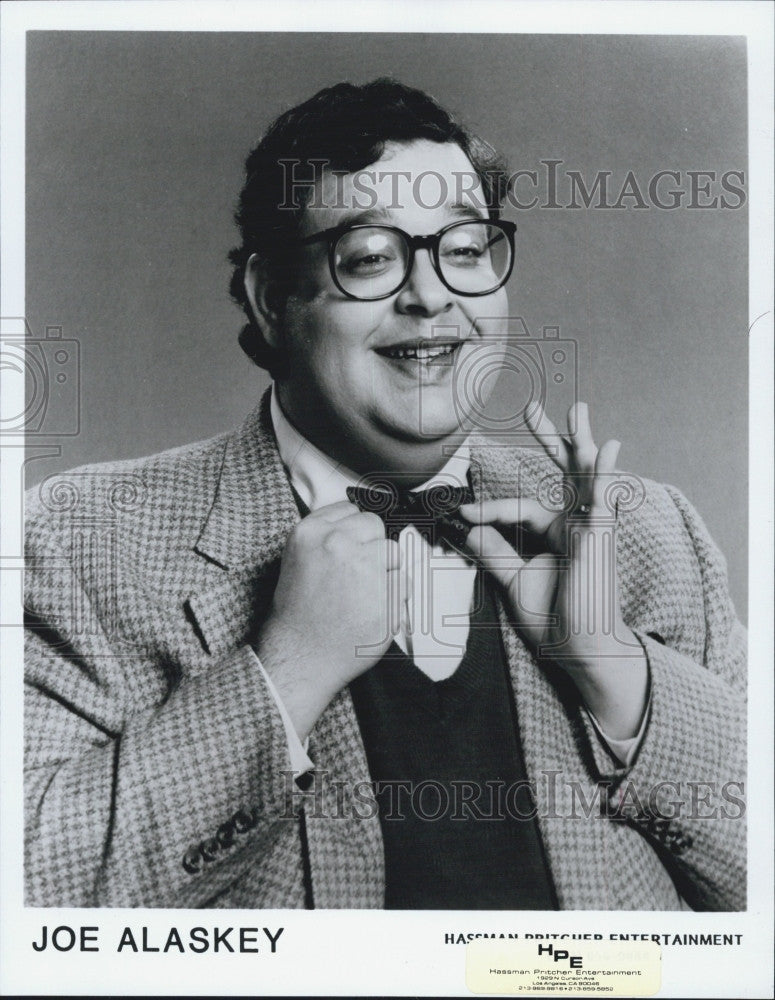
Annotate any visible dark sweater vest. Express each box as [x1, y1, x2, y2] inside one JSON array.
[[349, 577, 558, 910]]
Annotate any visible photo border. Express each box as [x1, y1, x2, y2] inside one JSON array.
[[1, 2, 772, 996]]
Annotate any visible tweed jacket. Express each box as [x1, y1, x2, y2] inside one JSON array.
[[24, 392, 747, 910]]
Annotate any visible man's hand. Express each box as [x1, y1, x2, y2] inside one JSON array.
[[461, 402, 649, 740], [255, 501, 401, 741]]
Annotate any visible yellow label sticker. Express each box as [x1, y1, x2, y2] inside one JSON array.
[[466, 939, 661, 996]]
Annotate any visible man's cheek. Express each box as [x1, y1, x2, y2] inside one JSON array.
[[461, 291, 510, 340]]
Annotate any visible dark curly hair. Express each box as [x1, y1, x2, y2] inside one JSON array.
[[228, 78, 509, 376]]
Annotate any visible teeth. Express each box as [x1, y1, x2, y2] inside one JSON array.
[[383, 342, 460, 361]]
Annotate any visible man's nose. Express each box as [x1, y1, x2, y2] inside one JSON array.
[[394, 249, 453, 317]]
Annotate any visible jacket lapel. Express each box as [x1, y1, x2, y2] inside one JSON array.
[[304, 693, 385, 907], [185, 394, 297, 657], [193, 392, 298, 576], [186, 389, 383, 907], [471, 445, 611, 910]]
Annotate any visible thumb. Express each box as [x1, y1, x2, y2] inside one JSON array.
[[464, 524, 526, 590]]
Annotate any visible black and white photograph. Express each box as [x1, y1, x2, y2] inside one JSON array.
[[1, 2, 772, 997]]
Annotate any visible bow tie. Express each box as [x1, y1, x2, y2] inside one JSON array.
[[346, 482, 475, 551]]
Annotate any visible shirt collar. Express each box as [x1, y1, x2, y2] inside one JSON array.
[[269, 383, 470, 512]]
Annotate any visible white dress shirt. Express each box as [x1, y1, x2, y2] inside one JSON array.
[[253, 385, 648, 774]]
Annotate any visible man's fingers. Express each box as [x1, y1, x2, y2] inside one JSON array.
[[568, 402, 597, 472], [464, 524, 525, 590], [345, 511, 388, 541], [459, 498, 556, 535], [309, 500, 363, 523], [592, 439, 622, 513], [525, 404, 571, 470]]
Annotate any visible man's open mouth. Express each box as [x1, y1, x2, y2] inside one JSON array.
[[375, 340, 464, 364]]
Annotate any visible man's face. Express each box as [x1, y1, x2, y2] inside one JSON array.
[[261, 139, 510, 473]]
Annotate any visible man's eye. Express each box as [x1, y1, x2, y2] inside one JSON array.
[[341, 252, 396, 274], [442, 244, 486, 265]]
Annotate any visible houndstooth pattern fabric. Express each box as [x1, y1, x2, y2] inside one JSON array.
[[24, 390, 746, 909]]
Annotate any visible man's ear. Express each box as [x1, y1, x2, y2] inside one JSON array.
[[244, 253, 285, 350]]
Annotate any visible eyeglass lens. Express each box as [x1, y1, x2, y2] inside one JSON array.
[[333, 222, 511, 299]]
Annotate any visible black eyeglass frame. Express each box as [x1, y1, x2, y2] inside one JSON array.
[[299, 218, 517, 301]]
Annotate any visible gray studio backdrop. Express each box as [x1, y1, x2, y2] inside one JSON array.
[[25, 32, 748, 615]]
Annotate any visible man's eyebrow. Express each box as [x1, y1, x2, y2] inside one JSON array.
[[333, 205, 394, 227], [447, 201, 489, 220], [321, 201, 489, 230]]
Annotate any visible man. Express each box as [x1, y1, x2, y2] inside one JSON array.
[[24, 79, 746, 910]]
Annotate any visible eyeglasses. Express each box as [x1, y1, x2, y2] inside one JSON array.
[[299, 218, 516, 301]]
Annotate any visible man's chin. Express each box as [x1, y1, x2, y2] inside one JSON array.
[[375, 412, 465, 445]]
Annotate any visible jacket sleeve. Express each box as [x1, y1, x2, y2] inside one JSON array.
[[581, 483, 747, 911], [24, 528, 302, 909]]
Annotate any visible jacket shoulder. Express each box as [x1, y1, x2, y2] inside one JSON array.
[[469, 438, 556, 494], [25, 431, 231, 552], [469, 436, 689, 520]]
